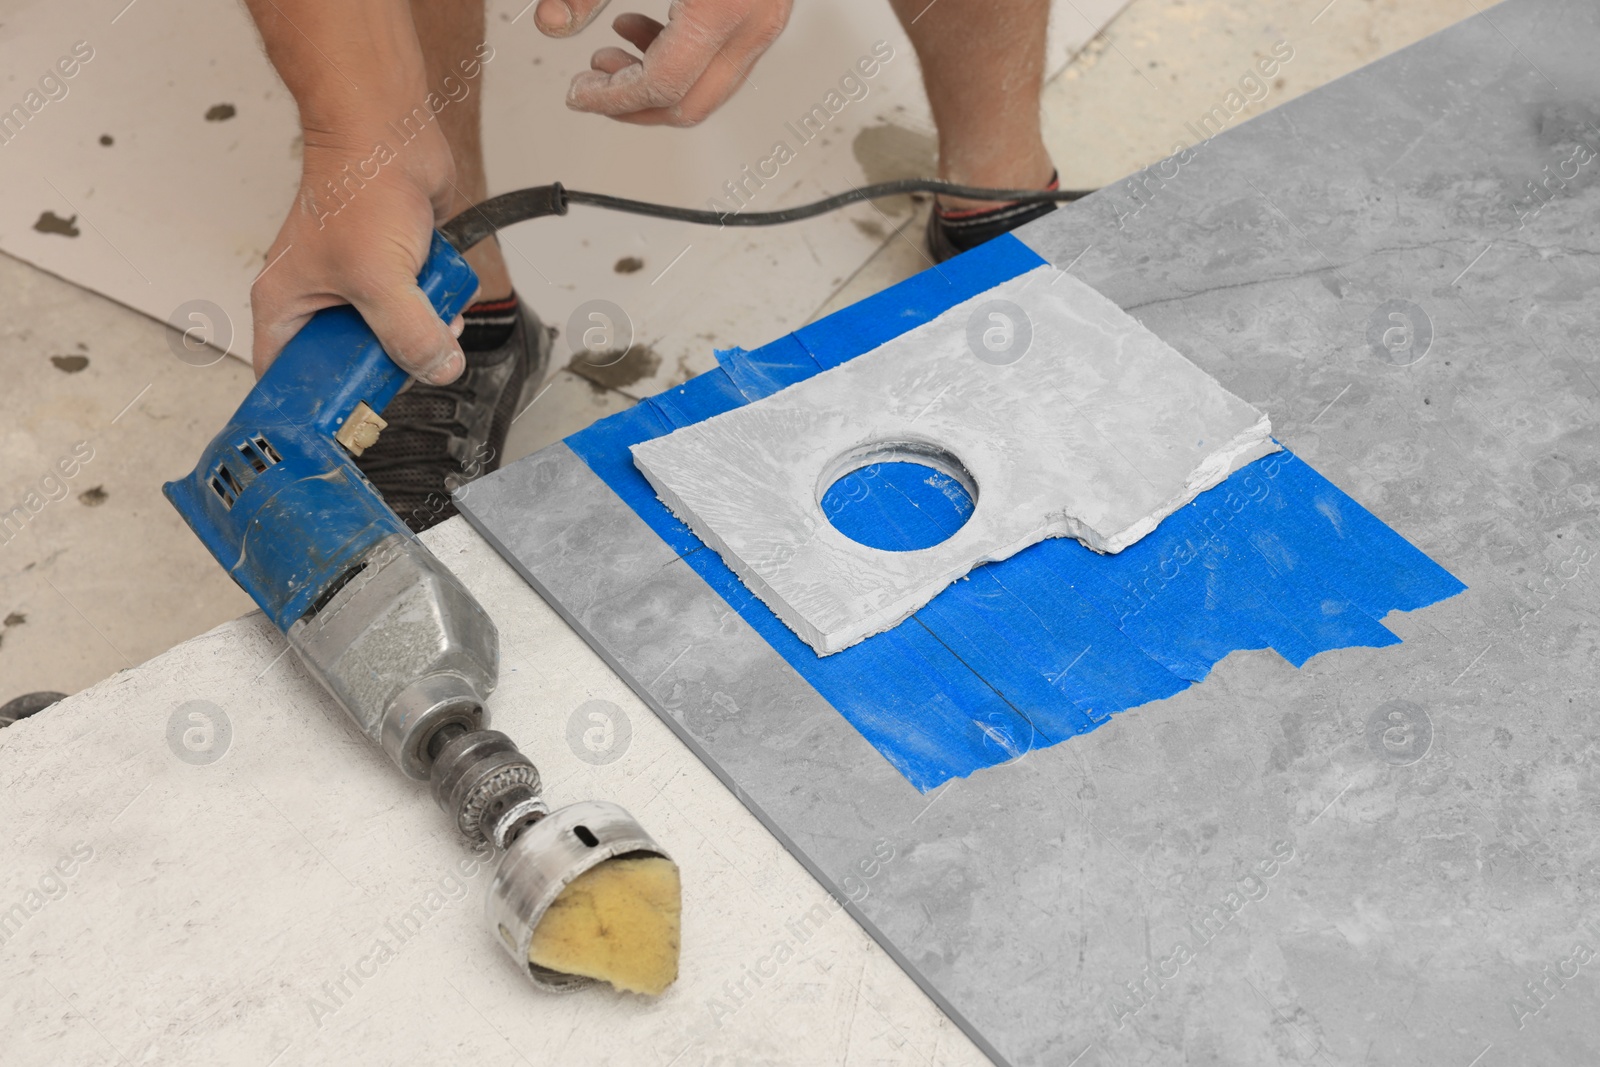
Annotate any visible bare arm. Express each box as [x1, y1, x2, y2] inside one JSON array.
[[243, 0, 466, 383], [244, 0, 793, 386]]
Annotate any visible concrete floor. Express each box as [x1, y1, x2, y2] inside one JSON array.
[[0, 0, 1474, 705]]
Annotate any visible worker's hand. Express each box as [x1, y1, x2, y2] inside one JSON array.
[[536, 0, 793, 127], [250, 127, 467, 384]]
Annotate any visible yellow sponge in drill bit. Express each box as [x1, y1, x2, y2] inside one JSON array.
[[528, 856, 682, 995]]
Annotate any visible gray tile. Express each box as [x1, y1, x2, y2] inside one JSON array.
[[458, 4, 1600, 1063]]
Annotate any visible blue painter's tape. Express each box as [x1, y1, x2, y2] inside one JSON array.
[[566, 234, 1466, 791], [792, 236, 1046, 370], [715, 337, 817, 400]]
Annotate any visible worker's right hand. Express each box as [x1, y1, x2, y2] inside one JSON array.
[[250, 125, 467, 385]]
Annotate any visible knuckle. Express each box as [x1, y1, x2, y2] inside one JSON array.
[[645, 77, 688, 109], [342, 263, 410, 307], [641, 66, 676, 94]]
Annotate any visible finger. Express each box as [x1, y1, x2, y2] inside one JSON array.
[[251, 306, 312, 379], [612, 11, 664, 53], [567, 47, 714, 120], [450, 313, 466, 339], [251, 276, 333, 378], [351, 284, 465, 385], [535, 0, 613, 37], [590, 46, 642, 76], [568, 5, 781, 124], [647, 50, 750, 124], [569, 39, 748, 126], [566, 6, 726, 116]]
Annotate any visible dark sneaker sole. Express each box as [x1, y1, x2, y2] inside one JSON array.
[[357, 304, 555, 533]]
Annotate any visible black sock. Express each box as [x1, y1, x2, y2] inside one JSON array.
[[459, 294, 519, 352], [934, 171, 1062, 253]]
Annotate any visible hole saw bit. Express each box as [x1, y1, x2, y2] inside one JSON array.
[[163, 192, 674, 993]]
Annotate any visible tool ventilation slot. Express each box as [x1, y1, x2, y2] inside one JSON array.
[[237, 443, 267, 473], [237, 435, 282, 473], [210, 435, 283, 508], [210, 464, 241, 507]]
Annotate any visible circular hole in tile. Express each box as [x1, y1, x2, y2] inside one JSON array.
[[817, 440, 977, 552]]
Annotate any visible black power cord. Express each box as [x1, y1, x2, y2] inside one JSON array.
[[439, 180, 1092, 252]]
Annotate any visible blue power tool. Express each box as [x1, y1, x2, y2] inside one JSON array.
[[163, 200, 673, 992], [164, 233, 496, 777]]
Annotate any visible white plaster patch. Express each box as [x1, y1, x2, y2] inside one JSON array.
[[632, 266, 1277, 655]]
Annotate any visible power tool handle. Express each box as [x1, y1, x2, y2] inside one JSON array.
[[265, 232, 481, 435]]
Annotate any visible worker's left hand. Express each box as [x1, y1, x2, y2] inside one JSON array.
[[534, 0, 793, 126]]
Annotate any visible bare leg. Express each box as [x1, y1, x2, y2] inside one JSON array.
[[410, 0, 514, 300], [886, 0, 1055, 212]]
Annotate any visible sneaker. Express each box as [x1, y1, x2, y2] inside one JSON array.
[[0, 691, 65, 727], [925, 171, 1091, 263], [356, 298, 554, 533]]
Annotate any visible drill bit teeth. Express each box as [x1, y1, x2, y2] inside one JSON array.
[[486, 800, 673, 993]]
